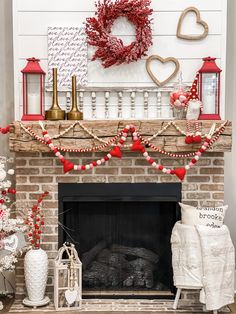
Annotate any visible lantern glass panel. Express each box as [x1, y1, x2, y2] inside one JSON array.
[[201, 73, 219, 114], [26, 74, 41, 114]]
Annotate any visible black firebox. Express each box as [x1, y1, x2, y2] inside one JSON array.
[[58, 183, 181, 298]]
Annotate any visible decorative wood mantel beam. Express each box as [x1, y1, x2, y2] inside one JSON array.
[[9, 120, 232, 153]]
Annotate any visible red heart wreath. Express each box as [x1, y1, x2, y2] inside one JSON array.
[[86, 0, 153, 68]]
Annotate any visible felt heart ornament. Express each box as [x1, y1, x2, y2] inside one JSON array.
[[177, 7, 209, 40], [131, 140, 145, 153], [63, 160, 74, 173], [185, 135, 193, 144], [146, 55, 180, 87], [193, 135, 202, 143], [110, 146, 122, 158], [174, 168, 186, 181], [65, 289, 78, 305]]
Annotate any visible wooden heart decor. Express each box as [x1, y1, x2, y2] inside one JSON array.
[[146, 55, 180, 87], [177, 7, 209, 40]]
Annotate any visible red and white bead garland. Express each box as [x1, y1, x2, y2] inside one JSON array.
[[21, 121, 227, 158], [39, 122, 219, 181]]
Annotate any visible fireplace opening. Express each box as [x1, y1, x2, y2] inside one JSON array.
[[58, 183, 181, 299]]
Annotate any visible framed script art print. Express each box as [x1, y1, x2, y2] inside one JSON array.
[[48, 27, 88, 89]]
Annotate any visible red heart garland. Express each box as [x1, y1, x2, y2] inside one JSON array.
[[193, 135, 202, 143], [174, 168, 186, 181], [63, 160, 74, 173], [131, 140, 145, 152], [110, 146, 122, 158]]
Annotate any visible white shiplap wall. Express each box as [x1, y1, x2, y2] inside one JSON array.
[[12, 0, 227, 120]]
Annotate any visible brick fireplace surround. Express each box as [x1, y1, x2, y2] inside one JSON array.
[[9, 120, 232, 312]]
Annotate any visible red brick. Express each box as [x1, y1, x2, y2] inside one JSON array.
[[15, 159, 27, 166], [29, 159, 53, 166], [95, 168, 118, 175], [200, 168, 224, 175], [108, 176, 132, 183], [15, 176, 28, 183], [186, 192, 211, 200], [200, 184, 224, 191], [16, 185, 39, 192], [187, 176, 210, 183], [121, 168, 145, 175], [82, 176, 107, 183], [213, 193, 224, 200], [160, 159, 184, 166], [134, 176, 159, 183], [42, 167, 63, 175], [16, 168, 39, 175], [213, 159, 224, 166], [213, 176, 224, 183], [29, 176, 53, 183]]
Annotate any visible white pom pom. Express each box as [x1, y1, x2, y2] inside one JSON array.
[[7, 169, 15, 175]]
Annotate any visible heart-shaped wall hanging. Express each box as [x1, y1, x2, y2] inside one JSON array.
[[177, 7, 209, 40], [146, 55, 180, 87]]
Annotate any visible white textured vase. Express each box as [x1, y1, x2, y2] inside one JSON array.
[[24, 248, 48, 302]]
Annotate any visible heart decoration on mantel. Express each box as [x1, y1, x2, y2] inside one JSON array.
[[146, 55, 180, 87], [65, 289, 78, 305], [177, 7, 209, 40]]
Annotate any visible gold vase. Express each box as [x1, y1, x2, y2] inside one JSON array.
[[67, 75, 83, 120], [45, 68, 65, 120]]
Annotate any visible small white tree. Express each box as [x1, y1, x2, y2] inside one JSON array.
[[0, 156, 27, 309]]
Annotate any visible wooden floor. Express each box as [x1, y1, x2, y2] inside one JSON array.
[[1, 296, 235, 313]]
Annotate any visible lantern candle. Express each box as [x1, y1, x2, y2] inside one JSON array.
[[21, 57, 45, 121], [198, 57, 222, 120], [27, 94, 41, 115]]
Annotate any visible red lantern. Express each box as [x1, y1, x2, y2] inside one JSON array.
[[198, 57, 222, 120], [21, 57, 45, 121]]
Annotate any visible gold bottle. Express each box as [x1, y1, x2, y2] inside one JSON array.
[[45, 68, 65, 120], [67, 75, 83, 120]]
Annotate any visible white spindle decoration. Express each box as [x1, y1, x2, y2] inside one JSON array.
[[157, 91, 162, 118], [131, 91, 136, 119], [118, 91, 123, 119], [79, 91, 84, 113], [105, 91, 110, 119], [144, 91, 149, 119], [91, 92, 96, 119], [53, 85, 187, 119], [66, 92, 71, 112]]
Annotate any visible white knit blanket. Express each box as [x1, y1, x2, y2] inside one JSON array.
[[196, 224, 235, 310], [171, 222, 235, 311]]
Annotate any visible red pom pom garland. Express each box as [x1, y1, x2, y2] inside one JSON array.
[[39, 122, 224, 181]]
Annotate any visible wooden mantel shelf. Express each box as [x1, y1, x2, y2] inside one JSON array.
[[9, 120, 232, 153]]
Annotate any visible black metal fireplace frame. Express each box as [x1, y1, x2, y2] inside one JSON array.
[[58, 183, 181, 299]]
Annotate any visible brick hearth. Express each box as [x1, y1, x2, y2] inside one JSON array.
[[14, 151, 225, 298]]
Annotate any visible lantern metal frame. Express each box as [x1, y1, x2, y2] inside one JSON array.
[[54, 243, 82, 311], [198, 57, 222, 120], [21, 57, 45, 121]]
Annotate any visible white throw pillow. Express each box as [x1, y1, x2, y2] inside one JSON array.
[[179, 203, 228, 228]]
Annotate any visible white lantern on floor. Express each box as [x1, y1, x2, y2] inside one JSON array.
[[54, 243, 82, 311]]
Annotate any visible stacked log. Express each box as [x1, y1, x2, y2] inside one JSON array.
[[82, 241, 160, 289]]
